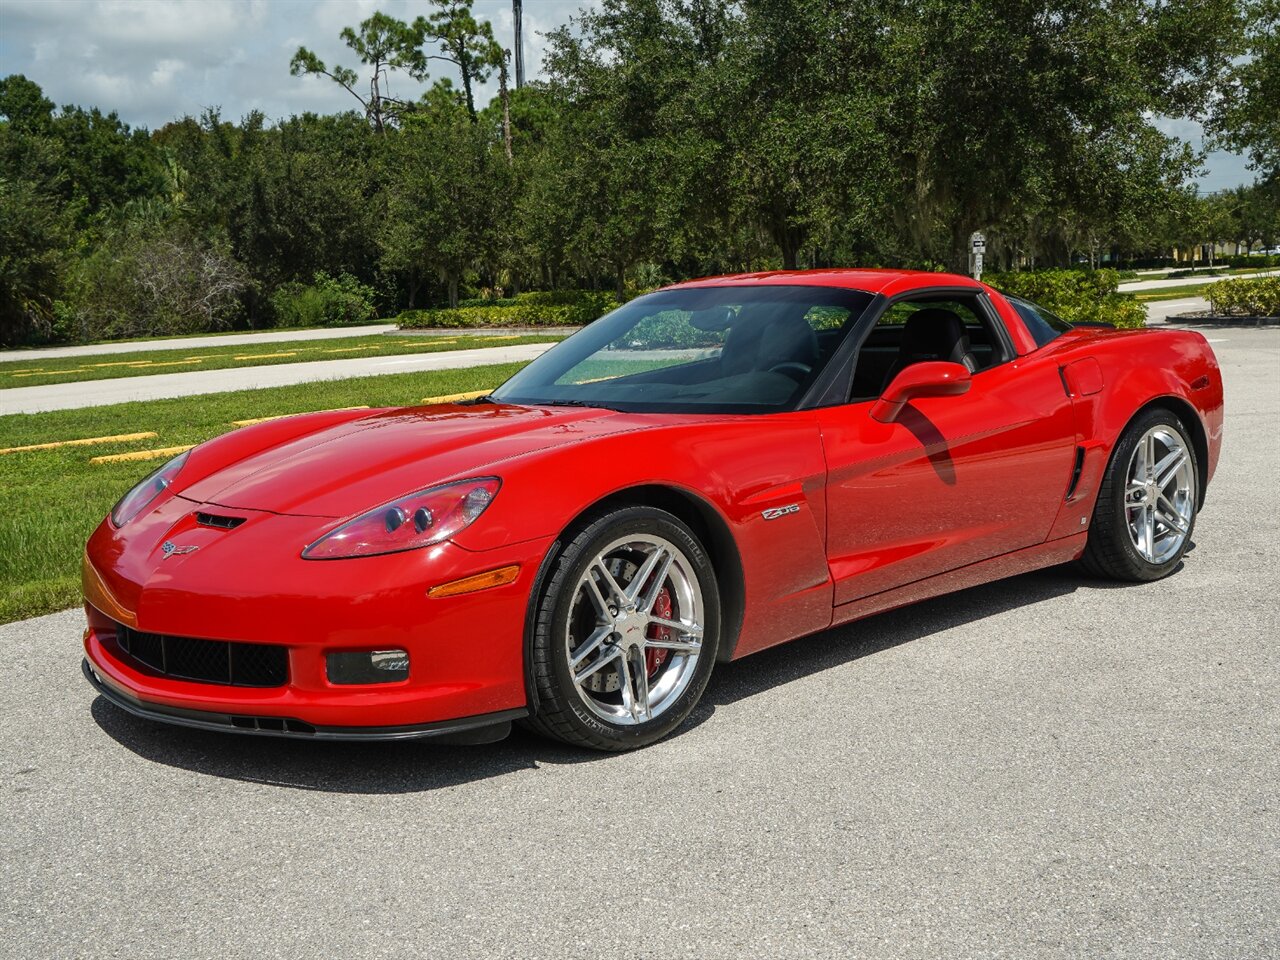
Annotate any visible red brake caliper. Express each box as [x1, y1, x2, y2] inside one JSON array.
[[645, 588, 672, 678]]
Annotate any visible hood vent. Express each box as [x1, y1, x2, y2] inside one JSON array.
[[195, 511, 247, 530]]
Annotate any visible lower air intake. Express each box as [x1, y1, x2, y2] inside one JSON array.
[[113, 623, 287, 688]]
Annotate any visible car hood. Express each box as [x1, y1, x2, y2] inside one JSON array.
[[178, 403, 640, 518]]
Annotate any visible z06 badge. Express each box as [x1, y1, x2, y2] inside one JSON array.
[[761, 504, 801, 520]]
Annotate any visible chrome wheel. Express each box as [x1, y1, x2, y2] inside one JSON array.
[[1125, 424, 1196, 565], [565, 533, 705, 726]]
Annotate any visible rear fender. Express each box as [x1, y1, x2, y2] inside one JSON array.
[[1045, 329, 1222, 540]]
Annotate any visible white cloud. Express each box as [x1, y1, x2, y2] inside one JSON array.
[[0, 0, 589, 126]]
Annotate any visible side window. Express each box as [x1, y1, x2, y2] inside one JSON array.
[[1009, 298, 1072, 348], [848, 294, 1008, 401]]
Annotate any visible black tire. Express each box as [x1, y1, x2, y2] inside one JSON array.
[[1080, 406, 1199, 582], [524, 505, 720, 751]]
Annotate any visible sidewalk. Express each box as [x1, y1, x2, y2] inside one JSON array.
[[1118, 270, 1278, 293]]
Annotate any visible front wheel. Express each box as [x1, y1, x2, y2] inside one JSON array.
[[525, 506, 720, 751], [1081, 408, 1199, 582]]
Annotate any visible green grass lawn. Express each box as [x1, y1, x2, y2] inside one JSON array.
[[0, 362, 526, 625], [1135, 283, 1218, 303], [0, 332, 562, 389], [1129, 266, 1280, 282], [0, 322, 397, 353]]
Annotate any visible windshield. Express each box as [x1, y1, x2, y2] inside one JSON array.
[[490, 285, 874, 414]]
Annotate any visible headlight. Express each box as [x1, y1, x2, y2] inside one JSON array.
[[301, 477, 501, 560], [110, 452, 190, 527]]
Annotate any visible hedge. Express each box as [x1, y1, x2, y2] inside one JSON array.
[[1223, 254, 1280, 269], [1207, 277, 1280, 317], [985, 269, 1146, 329], [399, 291, 619, 329]]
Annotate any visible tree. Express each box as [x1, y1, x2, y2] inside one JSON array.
[[1211, 0, 1280, 181], [382, 99, 504, 307], [0, 130, 70, 344], [0, 74, 54, 133], [290, 13, 425, 133], [417, 1, 507, 122]]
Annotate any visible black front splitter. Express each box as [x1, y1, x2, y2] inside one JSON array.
[[82, 658, 526, 744]]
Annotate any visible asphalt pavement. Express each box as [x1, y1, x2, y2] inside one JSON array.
[[1, 326, 1276, 959], [1, 342, 557, 415], [1145, 296, 1210, 323]]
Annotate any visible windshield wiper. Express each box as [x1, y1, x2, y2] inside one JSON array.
[[529, 398, 620, 411]]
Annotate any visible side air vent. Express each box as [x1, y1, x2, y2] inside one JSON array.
[[196, 512, 247, 530], [1064, 446, 1086, 501]]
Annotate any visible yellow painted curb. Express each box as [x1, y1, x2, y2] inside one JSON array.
[[231, 414, 290, 427], [130, 359, 201, 368], [5, 367, 46, 374], [90, 444, 194, 465], [232, 405, 371, 427], [90, 360, 151, 368], [1, 431, 159, 455], [321, 345, 381, 353], [234, 351, 297, 360], [421, 389, 490, 404]]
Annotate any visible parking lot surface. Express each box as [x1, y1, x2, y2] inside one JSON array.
[[2, 326, 1276, 959]]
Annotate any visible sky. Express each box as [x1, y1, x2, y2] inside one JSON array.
[[0, 0, 1256, 192]]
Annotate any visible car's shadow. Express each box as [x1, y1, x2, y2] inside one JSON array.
[[90, 561, 1171, 794]]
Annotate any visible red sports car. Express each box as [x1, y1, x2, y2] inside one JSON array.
[[81, 269, 1223, 750]]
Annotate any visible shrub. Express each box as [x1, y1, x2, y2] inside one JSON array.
[[624, 310, 724, 349], [270, 272, 378, 327], [63, 227, 249, 341], [400, 291, 619, 329], [1207, 277, 1280, 317], [986, 268, 1146, 329]]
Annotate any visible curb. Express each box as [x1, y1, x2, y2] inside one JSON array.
[[1166, 314, 1280, 327]]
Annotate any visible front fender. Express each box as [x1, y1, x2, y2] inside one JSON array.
[[451, 414, 835, 659]]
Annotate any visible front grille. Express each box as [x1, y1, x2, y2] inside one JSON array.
[[113, 623, 287, 688]]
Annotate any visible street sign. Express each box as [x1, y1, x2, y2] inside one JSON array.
[[969, 231, 986, 281]]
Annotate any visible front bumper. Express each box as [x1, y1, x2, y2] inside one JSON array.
[[83, 658, 525, 742], [82, 497, 554, 735]]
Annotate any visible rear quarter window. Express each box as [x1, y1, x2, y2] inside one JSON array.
[[1009, 297, 1072, 348]]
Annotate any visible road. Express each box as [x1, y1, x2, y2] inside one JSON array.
[[1, 342, 557, 415], [2, 326, 1276, 959], [0, 324, 398, 363], [1145, 296, 1209, 323]]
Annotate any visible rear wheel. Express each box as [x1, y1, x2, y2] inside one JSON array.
[[525, 506, 719, 751], [1081, 408, 1199, 582]]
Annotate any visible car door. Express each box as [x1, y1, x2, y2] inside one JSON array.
[[815, 290, 1077, 607]]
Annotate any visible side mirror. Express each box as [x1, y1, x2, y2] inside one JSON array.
[[870, 361, 971, 423]]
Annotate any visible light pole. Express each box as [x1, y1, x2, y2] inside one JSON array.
[[513, 0, 525, 89]]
